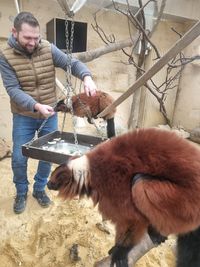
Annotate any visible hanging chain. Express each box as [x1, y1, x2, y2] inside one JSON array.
[[27, 101, 59, 147], [62, 14, 81, 151], [61, 13, 106, 144], [26, 118, 49, 147]]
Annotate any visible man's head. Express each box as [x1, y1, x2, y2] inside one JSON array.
[[12, 12, 40, 54]]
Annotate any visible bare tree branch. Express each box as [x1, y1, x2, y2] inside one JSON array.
[[128, 6, 161, 59], [134, 0, 156, 17], [75, 35, 139, 63], [77, 0, 199, 129], [91, 14, 116, 44]]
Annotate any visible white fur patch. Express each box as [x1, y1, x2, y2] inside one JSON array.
[[68, 155, 90, 194]]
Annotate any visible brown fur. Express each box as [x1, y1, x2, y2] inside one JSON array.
[[55, 91, 116, 120], [48, 128, 200, 248]]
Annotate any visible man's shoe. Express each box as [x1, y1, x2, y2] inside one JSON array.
[[13, 194, 27, 214], [32, 190, 51, 207]]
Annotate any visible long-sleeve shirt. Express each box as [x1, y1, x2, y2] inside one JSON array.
[[0, 35, 91, 112]]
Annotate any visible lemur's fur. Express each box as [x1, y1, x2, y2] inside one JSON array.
[[55, 91, 116, 138], [48, 128, 200, 267]]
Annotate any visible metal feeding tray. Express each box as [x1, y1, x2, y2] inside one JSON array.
[[22, 131, 105, 165]]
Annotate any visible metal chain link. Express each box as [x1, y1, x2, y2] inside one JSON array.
[[26, 119, 49, 147], [27, 101, 59, 147], [62, 14, 81, 151]]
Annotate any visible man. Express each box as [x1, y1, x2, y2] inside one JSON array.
[[0, 11, 97, 214]]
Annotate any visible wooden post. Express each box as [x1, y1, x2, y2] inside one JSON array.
[[98, 20, 200, 118]]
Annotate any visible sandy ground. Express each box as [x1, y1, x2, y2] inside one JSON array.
[[0, 117, 177, 267]]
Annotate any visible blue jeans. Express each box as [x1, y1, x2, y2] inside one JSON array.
[[12, 113, 58, 196]]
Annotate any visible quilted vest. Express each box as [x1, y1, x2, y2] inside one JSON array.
[[1, 40, 57, 118]]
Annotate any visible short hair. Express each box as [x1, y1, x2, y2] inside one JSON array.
[[14, 12, 40, 32]]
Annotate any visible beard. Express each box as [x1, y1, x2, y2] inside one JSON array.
[[20, 43, 37, 54], [16, 37, 39, 54], [24, 45, 37, 54]]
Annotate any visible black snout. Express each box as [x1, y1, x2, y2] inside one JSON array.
[[47, 181, 59, 191]]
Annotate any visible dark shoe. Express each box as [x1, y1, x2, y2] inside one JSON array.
[[13, 194, 27, 214], [33, 190, 51, 207]]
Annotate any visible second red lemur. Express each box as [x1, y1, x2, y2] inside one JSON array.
[[55, 91, 116, 138], [48, 128, 200, 267]]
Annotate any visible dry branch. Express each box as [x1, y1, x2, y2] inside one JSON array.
[[98, 20, 200, 118], [75, 36, 139, 63]]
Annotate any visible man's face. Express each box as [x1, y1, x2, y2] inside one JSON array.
[[12, 23, 40, 54]]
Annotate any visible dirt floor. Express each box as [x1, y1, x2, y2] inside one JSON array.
[[0, 117, 177, 267]]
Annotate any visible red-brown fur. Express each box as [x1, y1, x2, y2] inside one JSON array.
[[49, 128, 200, 251], [55, 91, 116, 120]]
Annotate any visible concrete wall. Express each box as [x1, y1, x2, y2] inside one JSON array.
[[172, 35, 200, 130], [163, 0, 200, 20], [0, 37, 12, 141]]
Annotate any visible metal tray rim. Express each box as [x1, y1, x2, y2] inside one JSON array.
[[22, 130, 105, 164]]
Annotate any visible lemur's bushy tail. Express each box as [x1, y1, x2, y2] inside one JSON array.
[[177, 226, 200, 267]]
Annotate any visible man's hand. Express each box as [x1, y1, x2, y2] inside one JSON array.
[[83, 75, 97, 97], [34, 103, 55, 118]]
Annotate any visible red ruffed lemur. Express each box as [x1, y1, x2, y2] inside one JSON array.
[[47, 128, 200, 267], [55, 91, 116, 138]]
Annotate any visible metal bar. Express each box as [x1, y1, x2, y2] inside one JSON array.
[[22, 131, 104, 164], [14, 0, 20, 13], [57, 0, 72, 16], [56, 77, 67, 95], [71, 0, 87, 14], [98, 20, 200, 118]]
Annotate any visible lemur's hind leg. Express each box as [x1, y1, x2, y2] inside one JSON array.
[[148, 225, 167, 245], [109, 245, 132, 267], [106, 118, 115, 138]]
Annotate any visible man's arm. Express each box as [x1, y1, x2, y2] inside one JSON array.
[[51, 44, 97, 96], [0, 55, 37, 111], [51, 43, 91, 79]]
